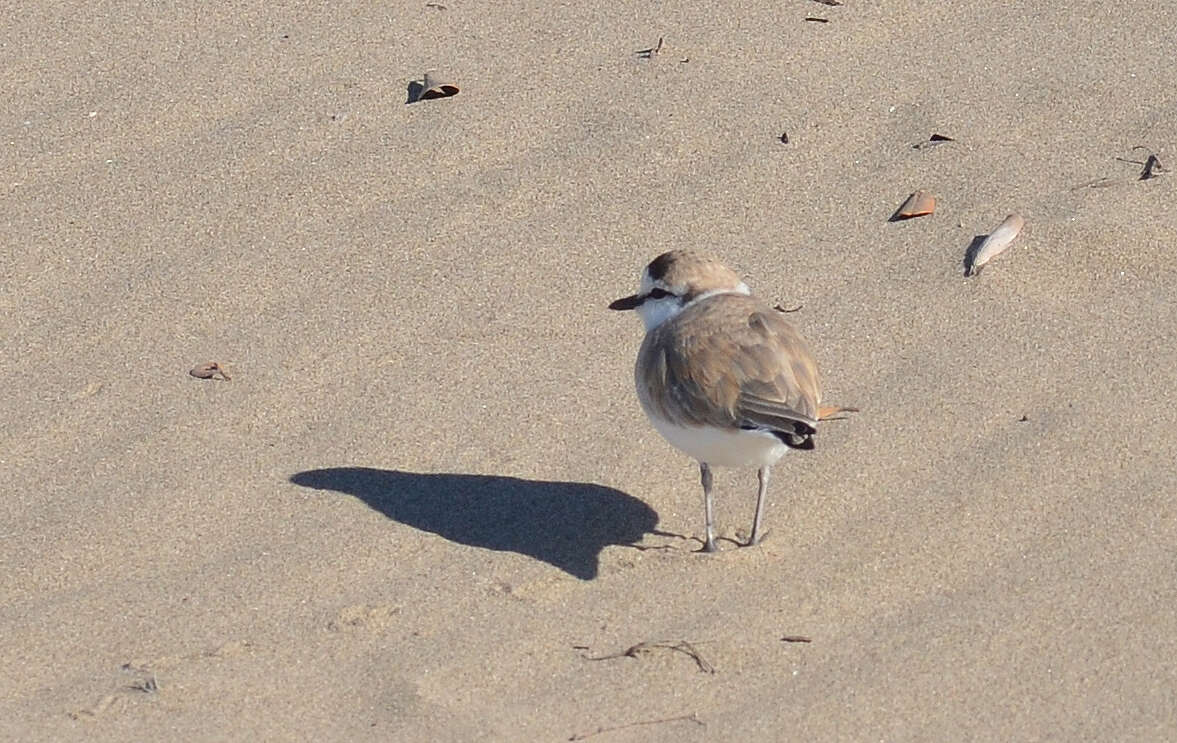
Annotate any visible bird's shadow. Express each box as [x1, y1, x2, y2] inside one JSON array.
[[289, 467, 659, 580]]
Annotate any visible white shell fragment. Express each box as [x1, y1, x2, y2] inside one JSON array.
[[966, 213, 1024, 276]]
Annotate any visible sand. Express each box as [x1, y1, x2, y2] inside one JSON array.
[[4, 0, 1177, 740]]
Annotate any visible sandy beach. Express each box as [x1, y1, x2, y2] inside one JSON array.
[[5, 1, 1177, 739]]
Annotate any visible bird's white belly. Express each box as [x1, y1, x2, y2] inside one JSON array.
[[644, 413, 788, 468]]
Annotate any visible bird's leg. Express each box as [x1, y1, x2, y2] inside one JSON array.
[[746, 465, 771, 547], [699, 462, 718, 553]]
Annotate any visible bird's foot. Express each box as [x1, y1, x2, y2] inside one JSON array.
[[697, 536, 719, 553], [743, 529, 771, 548]]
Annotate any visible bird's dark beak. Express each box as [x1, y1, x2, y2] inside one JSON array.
[[608, 294, 643, 311]]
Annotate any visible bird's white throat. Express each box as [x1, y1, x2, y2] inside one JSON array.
[[637, 283, 751, 332]]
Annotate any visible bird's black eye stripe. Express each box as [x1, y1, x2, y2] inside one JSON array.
[[648, 288, 671, 299]]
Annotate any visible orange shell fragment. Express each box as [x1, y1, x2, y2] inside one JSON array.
[[896, 190, 936, 219]]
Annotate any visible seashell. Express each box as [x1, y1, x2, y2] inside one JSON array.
[[410, 72, 459, 103], [966, 213, 1024, 276], [189, 362, 230, 381], [893, 190, 935, 220]]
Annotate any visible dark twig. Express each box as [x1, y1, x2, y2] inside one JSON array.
[[636, 37, 664, 59], [781, 635, 812, 643], [127, 674, 159, 693], [1071, 176, 1118, 191], [1119, 147, 1164, 180], [583, 640, 716, 673], [569, 712, 704, 741], [1141, 154, 1163, 180]]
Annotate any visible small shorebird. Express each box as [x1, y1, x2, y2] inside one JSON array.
[[610, 250, 853, 552]]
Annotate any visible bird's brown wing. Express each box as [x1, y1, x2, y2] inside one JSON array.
[[639, 295, 821, 435]]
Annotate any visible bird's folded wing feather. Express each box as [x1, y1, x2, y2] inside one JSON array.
[[647, 299, 821, 433]]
